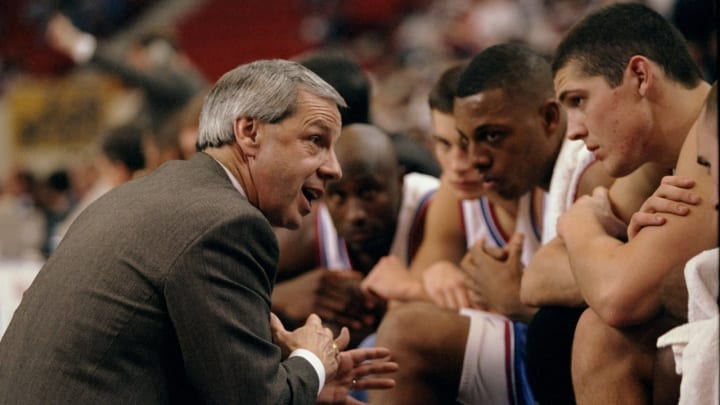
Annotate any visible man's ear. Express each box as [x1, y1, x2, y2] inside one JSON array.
[[233, 117, 260, 158], [540, 99, 561, 137], [626, 55, 653, 97]]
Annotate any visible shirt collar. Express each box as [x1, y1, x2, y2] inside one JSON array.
[[214, 159, 247, 198]]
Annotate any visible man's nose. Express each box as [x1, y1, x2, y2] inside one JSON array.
[[467, 142, 492, 172], [449, 147, 472, 173], [320, 150, 342, 181], [346, 197, 367, 223], [566, 110, 588, 141]]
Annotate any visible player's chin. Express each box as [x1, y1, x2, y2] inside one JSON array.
[[606, 159, 636, 178], [455, 189, 484, 200], [496, 185, 521, 200]]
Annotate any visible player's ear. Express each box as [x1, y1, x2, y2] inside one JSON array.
[[627, 55, 652, 97]]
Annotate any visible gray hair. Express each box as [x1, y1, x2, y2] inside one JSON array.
[[197, 59, 347, 149]]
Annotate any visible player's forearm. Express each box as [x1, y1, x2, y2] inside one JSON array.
[[393, 279, 431, 303], [271, 277, 316, 322], [521, 239, 585, 307], [565, 235, 665, 326], [521, 263, 584, 307], [271, 282, 299, 315], [408, 247, 462, 279], [559, 216, 631, 319]]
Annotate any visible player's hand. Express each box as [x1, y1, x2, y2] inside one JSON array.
[[627, 175, 700, 239]]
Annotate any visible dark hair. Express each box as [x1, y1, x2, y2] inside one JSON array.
[[428, 62, 467, 114], [457, 43, 554, 103], [100, 123, 146, 172], [297, 50, 370, 125], [46, 170, 70, 192], [552, 3, 703, 88]]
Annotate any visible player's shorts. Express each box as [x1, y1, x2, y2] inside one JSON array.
[[457, 308, 534, 405]]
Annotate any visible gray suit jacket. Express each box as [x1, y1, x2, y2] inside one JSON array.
[[0, 153, 319, 404]]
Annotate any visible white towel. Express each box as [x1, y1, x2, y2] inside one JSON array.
[[657, 248, 719, 405], [542, 139, 595, 243], [686, 248, 719, 322]]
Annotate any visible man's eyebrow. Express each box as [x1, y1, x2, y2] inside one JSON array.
[[557, 90, 570, 103], [456, 125, 493, 140], [470, 124, 504, 136]]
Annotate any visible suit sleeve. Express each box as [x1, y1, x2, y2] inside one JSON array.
[[164, 212, 319, 404]]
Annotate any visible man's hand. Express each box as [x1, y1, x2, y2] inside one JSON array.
[[627, 175, 700, 239], [273, 269, 325, 322], [46, 14, 88, 59], [317, 347, 398, 405], [559, 187, 627, 240], [315, 270, 371, 330], [270, 313, 349, 381], [360, 256, 423, 303], [422, 261, 474, 310], [461, 234, 536, 322]]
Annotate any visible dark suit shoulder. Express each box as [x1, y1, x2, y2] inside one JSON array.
[[68, 153, 276, 276], [0, 153, 310, 404]]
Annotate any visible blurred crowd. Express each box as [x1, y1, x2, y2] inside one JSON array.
[[0, 0, 715, 261], [0, 1, 716, 403]]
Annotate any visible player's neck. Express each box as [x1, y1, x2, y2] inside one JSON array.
[[655, 81, 712, 170]]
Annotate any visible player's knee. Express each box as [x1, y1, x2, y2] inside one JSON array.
[[573, 308, 629, 381], [653, 346, 681, 405], [376, 302, 437, 354], [572, 309, 605, 383]]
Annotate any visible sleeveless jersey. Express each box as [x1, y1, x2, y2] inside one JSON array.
[[460, 188, 545, 265], [458, 139, 594, 405], [315, 172, 439, 270]]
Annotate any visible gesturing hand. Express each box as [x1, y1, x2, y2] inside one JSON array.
[[317, 347, 398, 405], [270, 313, 350, 381]]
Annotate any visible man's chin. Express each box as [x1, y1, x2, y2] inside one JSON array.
[[269, 212, 302, 230], [346, 234, 389, 252], [497, 186, 522, 201], [455, 189, 485, 201], [604, 159, 638, 178], [280, 221, 301, 230]]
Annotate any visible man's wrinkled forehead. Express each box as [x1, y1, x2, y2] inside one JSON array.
[[295, 91, 342, 130]]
